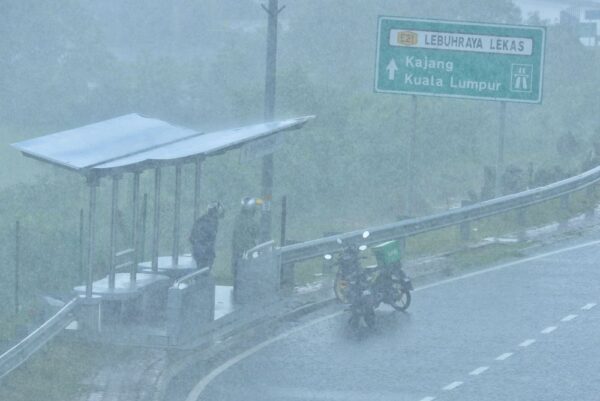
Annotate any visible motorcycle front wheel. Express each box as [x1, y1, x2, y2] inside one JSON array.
[[388, 280, 411, 311], [348, 308, 376, 331]]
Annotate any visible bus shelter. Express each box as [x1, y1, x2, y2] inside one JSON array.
[[12, 114, 314, 327]]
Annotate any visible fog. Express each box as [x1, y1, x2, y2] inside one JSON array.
[[0, 1, 599, 401]]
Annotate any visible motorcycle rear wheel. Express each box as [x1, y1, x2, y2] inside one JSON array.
[[389, 281, 411, 311]]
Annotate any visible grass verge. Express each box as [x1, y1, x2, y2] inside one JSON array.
[[0, 338, 127, 401]]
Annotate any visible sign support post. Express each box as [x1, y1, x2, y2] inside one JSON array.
[[375, 17, 545, 202], [495, 102, 507, 197], [405, 95, 418, 216], [375, 18, 545, 102]]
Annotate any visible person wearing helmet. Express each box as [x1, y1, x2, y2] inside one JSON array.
[[231, 197, 262, 301], [189, 202, 224, 270]]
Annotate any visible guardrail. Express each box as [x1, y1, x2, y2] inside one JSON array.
[[2, 166, 599, 378], [0, 297, 79, 380], [168, 267, 214, 345], [172, 267, 210, 289], [280, 165, 600, 265]]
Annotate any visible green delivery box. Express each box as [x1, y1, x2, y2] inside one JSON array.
[[372, 240, 402, 266]]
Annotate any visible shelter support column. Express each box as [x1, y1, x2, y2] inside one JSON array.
[[131, 172, 141, 283], [152, 167, 162, 273], [193, 157, 204, 222], [172, 165, 182, 266], [86, 176, 99, 298], [109, 176, 120, 289]]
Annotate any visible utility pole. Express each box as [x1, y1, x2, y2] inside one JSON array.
[[260, 0, 285, 242], [170, 1, 183, 56]]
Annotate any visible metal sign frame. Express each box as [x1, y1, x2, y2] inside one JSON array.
[[374, 16, 546, 103]]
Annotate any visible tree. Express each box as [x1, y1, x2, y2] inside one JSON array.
[[0, 1, 116, 127]]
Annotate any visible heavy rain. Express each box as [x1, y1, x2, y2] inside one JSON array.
[[0, 1, 599, 401]]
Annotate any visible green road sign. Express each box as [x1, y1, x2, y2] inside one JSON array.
[[375, 17, 546, 103]]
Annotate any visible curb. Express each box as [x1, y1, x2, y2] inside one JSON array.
[[151, 294, 338, 401], [130, 209, 600, 401]]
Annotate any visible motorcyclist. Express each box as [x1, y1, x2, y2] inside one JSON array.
[[231, 196, 262, 301], [189, 202, 224, 270]]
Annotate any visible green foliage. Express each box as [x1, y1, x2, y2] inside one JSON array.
[[0, 0, 599, 351], [449, 242, 528, 270], [0, 338, 128, 401]]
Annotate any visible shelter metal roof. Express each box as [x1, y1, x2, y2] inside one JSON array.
[[12, 114, 314, 176]]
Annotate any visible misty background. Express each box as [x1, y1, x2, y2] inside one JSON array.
[[0, 0, 598, 334]]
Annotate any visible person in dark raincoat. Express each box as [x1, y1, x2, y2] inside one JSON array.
[[189, 202, 224, 269]]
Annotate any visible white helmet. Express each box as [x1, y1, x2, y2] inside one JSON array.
[[241, 197, 263, 210]]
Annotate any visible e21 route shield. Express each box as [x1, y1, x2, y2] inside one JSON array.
[[375, 17, 546, 103]]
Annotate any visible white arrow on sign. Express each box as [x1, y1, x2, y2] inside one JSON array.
[[386, 59, 398, 80]]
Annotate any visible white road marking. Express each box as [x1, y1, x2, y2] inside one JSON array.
[[541, 326, 557, 334], [419, 397, 436, 401], [443, 381, 463, 391], [496, 352, 513, 361], [187, 238, 600, 400], [519, 339, 536, 347], [417, 238, 600, 292], [469, 366, 489, 376], [561, 314, 578, 322], [184, 310, 343, 401], [582, 303, 597, 310]]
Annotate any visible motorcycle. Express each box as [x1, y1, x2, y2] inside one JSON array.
[[325, 232, 376, 329], [330, 237, 412, 312]]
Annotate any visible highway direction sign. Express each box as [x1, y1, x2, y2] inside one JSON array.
[[375, 17, 546, 103]]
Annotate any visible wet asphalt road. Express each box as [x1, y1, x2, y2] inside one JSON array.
[[189, 235, 600, 401]]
